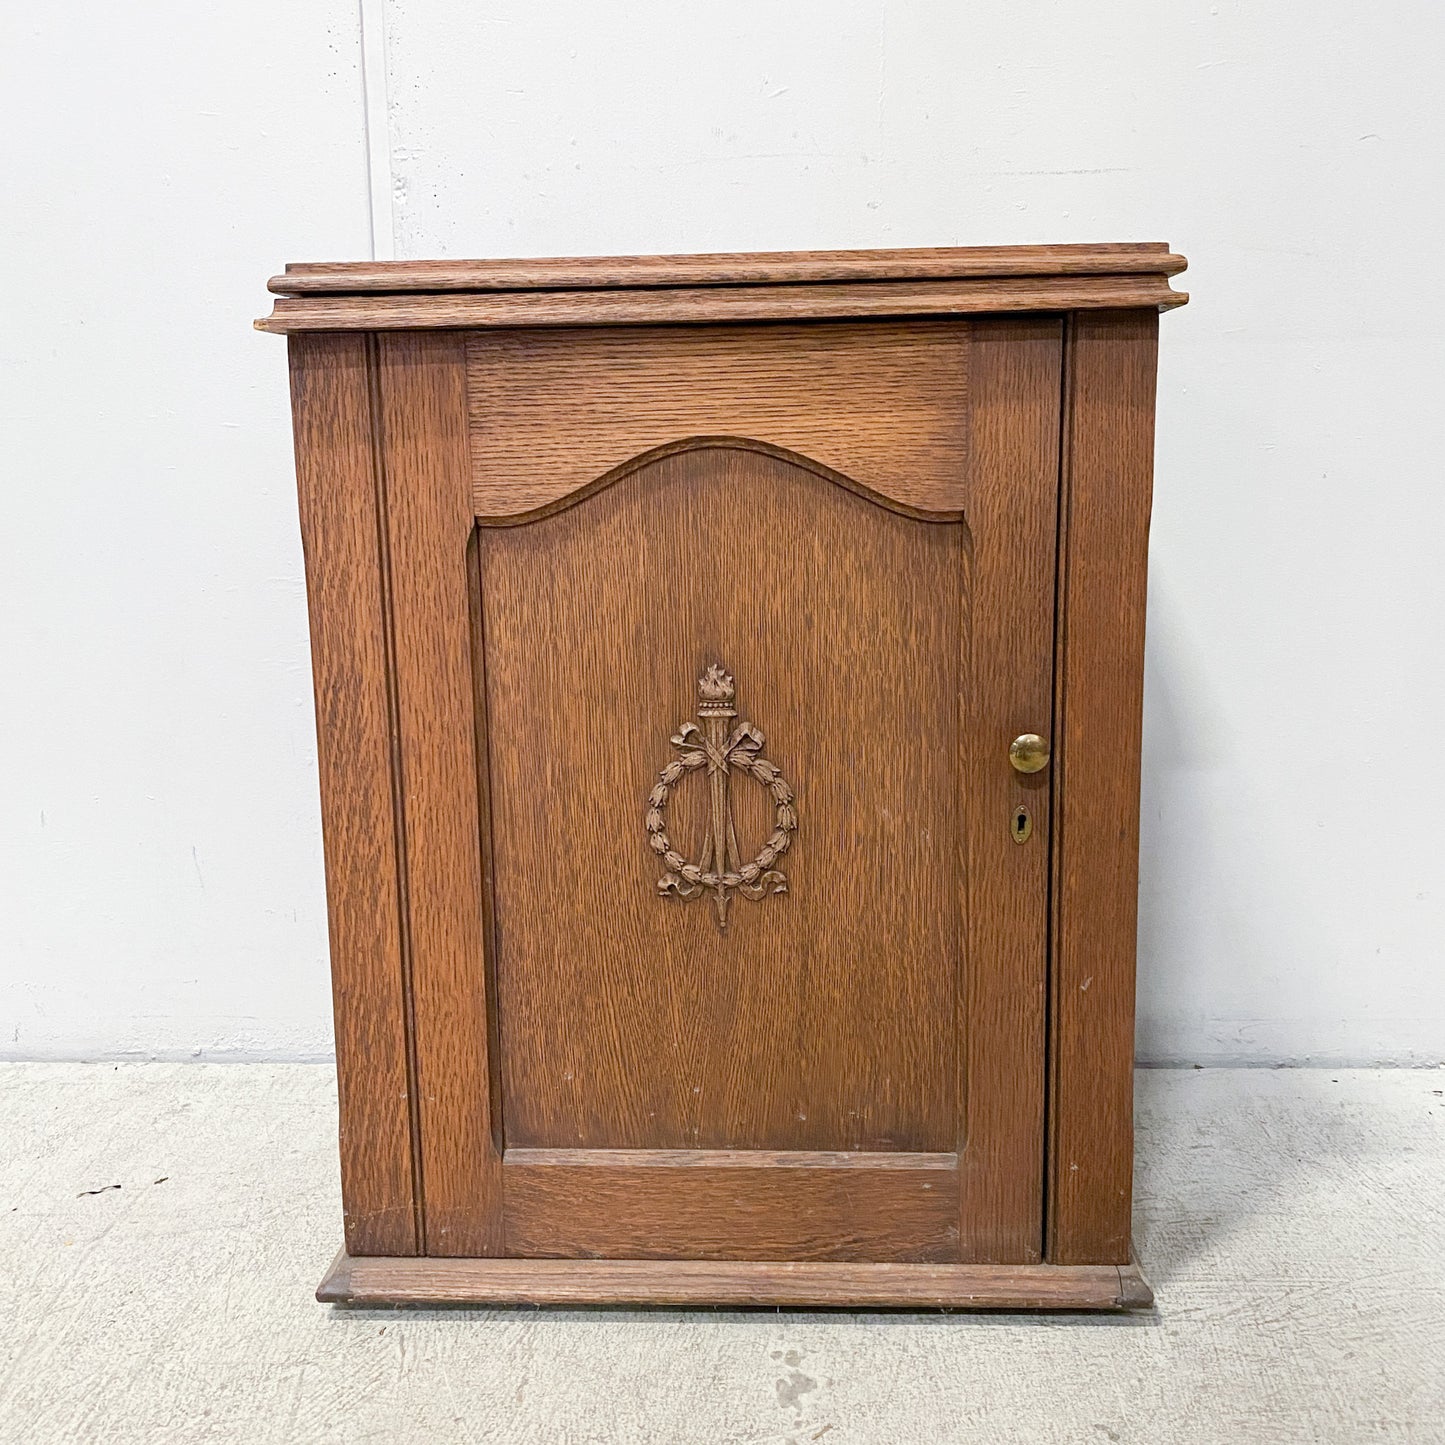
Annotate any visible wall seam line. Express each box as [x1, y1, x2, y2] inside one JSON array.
[[358, 0, 393, 261]]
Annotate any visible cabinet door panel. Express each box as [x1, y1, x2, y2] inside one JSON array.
[[405, 317, 1060, 1262]]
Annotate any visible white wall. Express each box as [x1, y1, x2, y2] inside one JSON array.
[[0, 3, 369, 1058], [3, 2, 1441, 1063]]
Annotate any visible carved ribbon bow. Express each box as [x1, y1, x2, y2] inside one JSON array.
[[670, 720, 765, 776]]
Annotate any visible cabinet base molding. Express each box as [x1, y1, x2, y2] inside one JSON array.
[[317, 1250, 1154, 1312]]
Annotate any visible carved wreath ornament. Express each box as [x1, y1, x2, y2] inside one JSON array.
[[645, 665, 797, 930]]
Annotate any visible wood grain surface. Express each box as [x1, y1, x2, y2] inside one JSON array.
[[956, 317, 1062, 1263], [502, 1152, 959, 1262], [257, 274, 1185, 333], [451, 317, 1061, 1262], [477, 443, 966, 1157], [287, 334, 418, 1257], [467, 323, 969, 522], [271, 241, 1184, 293], [317, 1250, 1153, 1309], [1047, 311, 1160, 1266], [373, 332, 501, 1256]]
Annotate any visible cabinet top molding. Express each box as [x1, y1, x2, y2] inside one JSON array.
[[257, 242, 1187, 333]]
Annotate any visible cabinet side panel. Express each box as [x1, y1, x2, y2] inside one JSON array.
[[288, 334, 418, 1256], [376, 331, 503, 1256], [1049, 310, 1159, 1265]]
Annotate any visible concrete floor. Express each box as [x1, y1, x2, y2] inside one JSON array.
[[1, 1066, 1442, 1444]]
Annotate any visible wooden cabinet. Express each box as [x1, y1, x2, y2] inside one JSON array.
[[259, 243, 1187, 1309]]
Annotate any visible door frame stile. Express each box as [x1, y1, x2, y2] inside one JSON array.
[[955, 316, 1063, 1263], [375, 330, 505, 1256], [365, 333, 429, 1254]]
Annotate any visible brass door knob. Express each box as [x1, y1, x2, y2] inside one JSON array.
[[1009, 733, 1050, 774]]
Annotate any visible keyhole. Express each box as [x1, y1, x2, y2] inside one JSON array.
[[1011, 806, 1033, 844]]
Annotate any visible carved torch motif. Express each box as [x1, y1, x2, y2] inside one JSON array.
[[645, 664, 797, 930]]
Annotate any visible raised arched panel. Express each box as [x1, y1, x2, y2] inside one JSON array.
[[476, 435, 966, 527], [467, 321, 971, 522], [477, 445, 966, 1154]]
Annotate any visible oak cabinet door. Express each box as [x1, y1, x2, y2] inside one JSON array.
[[380, 317, 1062, 1264]]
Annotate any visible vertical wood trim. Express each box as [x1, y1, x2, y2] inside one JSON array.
[[375, 330, 503, 1255], [364, 337, 427, 1251], [1048, 310, 1160, 1265], [957, 317, 1062, 1262], [464, 530, 506, 1160], [287, 333, 418, 1255]]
